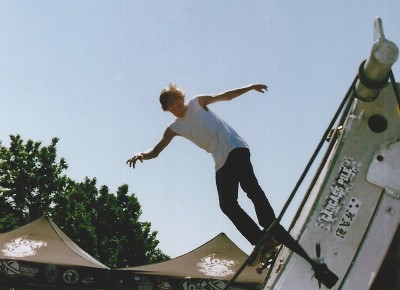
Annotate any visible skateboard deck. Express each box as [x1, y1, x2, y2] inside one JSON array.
[[224, 221, 338, 290], [223, 222, 278, 290], [255, 244, 280, 274]]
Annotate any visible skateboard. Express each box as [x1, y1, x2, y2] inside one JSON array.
[[250, 238, 281, 274], [224, 222, 339, 290], [223, 222, 278, 290], [255, 244, 280, 275]]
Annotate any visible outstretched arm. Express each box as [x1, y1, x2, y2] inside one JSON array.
[[126, 127, 177, 168], [197, 83, 267, 107]]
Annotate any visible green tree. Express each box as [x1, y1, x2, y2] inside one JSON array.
[[52, 179, 170, 267], [0, 135, 169, 267], [52, 177, 100, 260], [0, 135, 68, 229]]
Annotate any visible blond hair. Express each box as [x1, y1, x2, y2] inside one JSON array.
[[159, 84, 185, 111]]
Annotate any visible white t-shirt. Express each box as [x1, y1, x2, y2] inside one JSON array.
[[169, 97, 248, 171]]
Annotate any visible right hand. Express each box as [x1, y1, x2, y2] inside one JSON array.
[[126, 154, 143, 168]]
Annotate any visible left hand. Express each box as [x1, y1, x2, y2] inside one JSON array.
[[252, 84, 268, 93]]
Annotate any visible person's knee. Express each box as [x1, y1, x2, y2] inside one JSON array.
[[241, 182, 263, 198], [261, 217, 279, 231], [219, 200, 240, 216]]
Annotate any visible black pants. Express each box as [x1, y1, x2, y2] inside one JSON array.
[[216, 148, 276, 245]]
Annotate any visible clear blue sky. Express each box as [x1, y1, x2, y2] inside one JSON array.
[[1, 1, 399, 259]]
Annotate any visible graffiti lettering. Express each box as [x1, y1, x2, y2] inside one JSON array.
[[316, 156, 361, 231], [335, 198, 361, 239]]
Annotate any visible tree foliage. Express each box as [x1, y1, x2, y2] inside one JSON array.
[[0, 134, 169, 267]]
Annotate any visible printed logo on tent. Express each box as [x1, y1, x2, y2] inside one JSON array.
[[137, 280, 154, 290], [157, 281, 173, 290], [182, 280, 226, 290], [2, 235, 47, 258], [197, 254, 237, 277], [0, 260, 39, 278], [63, 269, 79, 284], [82, 275, 94, 285], [45, 264, 59, 283]]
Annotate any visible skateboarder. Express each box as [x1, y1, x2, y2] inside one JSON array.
[[127, 83, 337, 288]]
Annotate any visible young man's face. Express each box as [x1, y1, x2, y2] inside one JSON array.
[[166, 96, 186, 118]]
